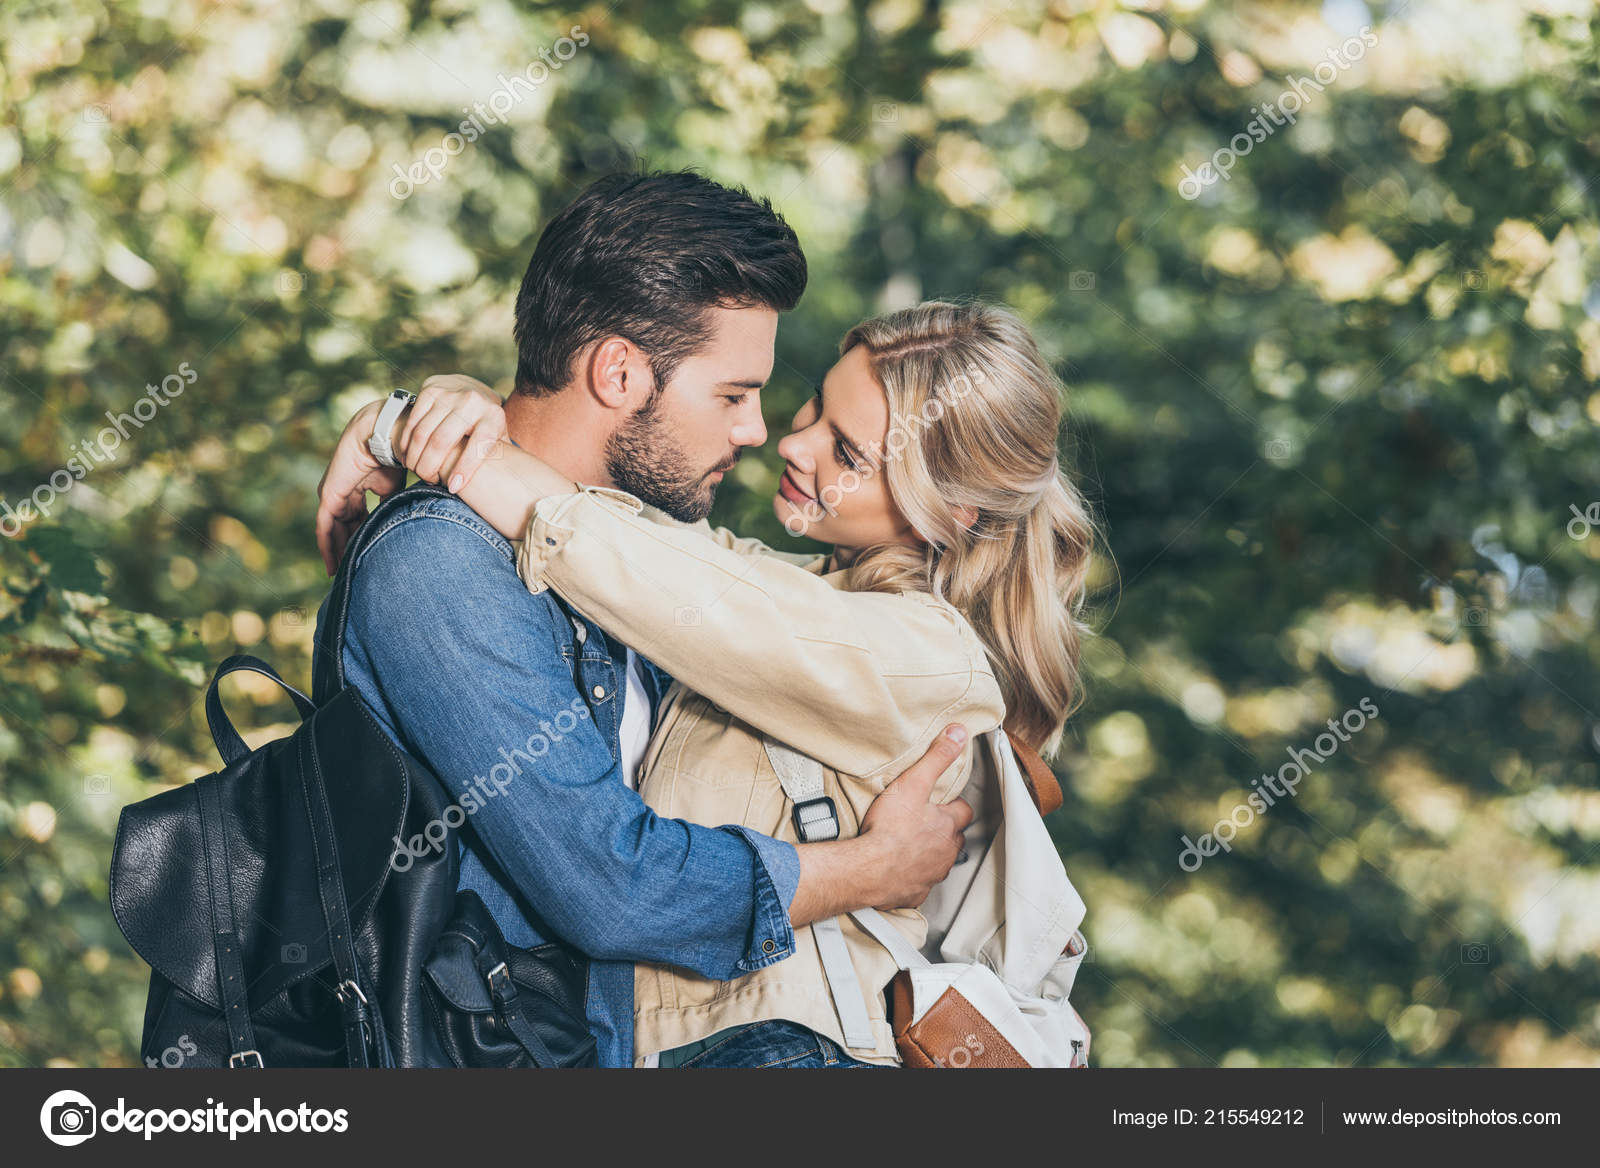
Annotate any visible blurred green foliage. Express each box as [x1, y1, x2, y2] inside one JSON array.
[[1, 0, 1597, 1067]]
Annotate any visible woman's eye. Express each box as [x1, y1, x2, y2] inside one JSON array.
[[834, 439, 859, 471]]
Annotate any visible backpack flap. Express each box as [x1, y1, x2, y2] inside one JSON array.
[[936, 729, 1084, 994], [109, 676, 412, 1016]]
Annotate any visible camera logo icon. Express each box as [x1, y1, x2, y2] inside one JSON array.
[[40, 1089, 97, 1146], [281, 942, 307, 964]]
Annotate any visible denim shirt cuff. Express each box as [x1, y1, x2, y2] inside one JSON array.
[[724, 826, 799, 973]]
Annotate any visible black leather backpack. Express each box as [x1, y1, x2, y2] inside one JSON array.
[[109, 483, 598, 1068]]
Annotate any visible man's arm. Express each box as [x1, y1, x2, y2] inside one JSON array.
[[789, 724, 974, 927], [341, 505, 968, 971], [344, 507, 793, 976]]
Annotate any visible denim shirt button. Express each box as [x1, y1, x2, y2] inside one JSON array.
[[762, 939, 776, 954], [593, 684, 606, 700]]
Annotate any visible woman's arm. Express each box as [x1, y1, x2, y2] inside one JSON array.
[[422, 431, 1000, 787], [516, 487, 1006, 786], [417, 431, 1000, 787], [678, 515, 827, 569]]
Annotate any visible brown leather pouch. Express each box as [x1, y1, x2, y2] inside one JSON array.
[[890, 973, 1029, 1068]]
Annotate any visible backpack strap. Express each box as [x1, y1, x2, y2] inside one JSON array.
[[848, 906, 931, 971], [313, 482, 456, 704], [194, 774, 264, 1067], [764, 737, 840, 842], [296, 729, 387, 1067], [477, 948, 560, 1068], [762, 737, 875, 1050], [1004, 730, 1062, 817]]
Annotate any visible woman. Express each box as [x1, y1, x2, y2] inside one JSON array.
[[323, 301, 1095, 1066]]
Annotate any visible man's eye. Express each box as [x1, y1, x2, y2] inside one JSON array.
[[723, 394, 748, 406]]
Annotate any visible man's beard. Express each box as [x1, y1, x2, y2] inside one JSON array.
[[603, 394, 732, 523]]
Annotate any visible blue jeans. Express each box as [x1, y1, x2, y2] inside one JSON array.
[[671, 1021, 892, 1069]]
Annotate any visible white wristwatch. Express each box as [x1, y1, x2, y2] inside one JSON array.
[[367, 389, 415, 469]]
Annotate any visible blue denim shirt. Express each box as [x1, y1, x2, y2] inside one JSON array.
[[313, 492, 801, 1067]]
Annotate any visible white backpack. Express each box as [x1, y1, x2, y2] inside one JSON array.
[[765, 727, 1091, 1067]]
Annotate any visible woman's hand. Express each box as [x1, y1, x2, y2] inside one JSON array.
[[314, 375, 514, 573], [315, 398, 404, 575], [397, 374, 508, 492]]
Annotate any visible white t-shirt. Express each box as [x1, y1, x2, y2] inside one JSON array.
[[619, 649, 651, 791], [619, 648, 658, 1068]]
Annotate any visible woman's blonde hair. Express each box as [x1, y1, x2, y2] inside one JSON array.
[[838, 301, 1095, 757]]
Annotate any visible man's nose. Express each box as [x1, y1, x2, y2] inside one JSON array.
[[731, 403, 767, 449]]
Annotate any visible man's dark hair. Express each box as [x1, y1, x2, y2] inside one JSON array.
[[512, 171, 808, 397]]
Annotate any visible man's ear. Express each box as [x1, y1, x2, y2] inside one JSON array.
[[583, 336, 656, 410]]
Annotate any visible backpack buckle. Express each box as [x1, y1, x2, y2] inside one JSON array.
[[229, 1050, 264, 1068], [792, 796, 840, 843]]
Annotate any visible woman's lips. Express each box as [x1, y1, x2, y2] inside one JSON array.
[[778, 469, 813, 506]]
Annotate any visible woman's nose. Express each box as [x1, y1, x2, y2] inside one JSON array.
[[776, 429, 811, 472]]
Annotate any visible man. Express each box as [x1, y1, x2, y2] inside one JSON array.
[[313, 172, 972, 1068]]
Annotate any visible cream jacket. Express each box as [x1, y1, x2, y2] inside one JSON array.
[[515, 485, 1006, 1066]]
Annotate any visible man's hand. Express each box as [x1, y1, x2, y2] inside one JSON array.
[[315, 399, 403, 575], [788, 725, 974, 927], [857, 725, 975, 908]]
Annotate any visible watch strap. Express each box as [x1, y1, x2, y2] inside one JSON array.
[[368, 389, 415, 469]]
